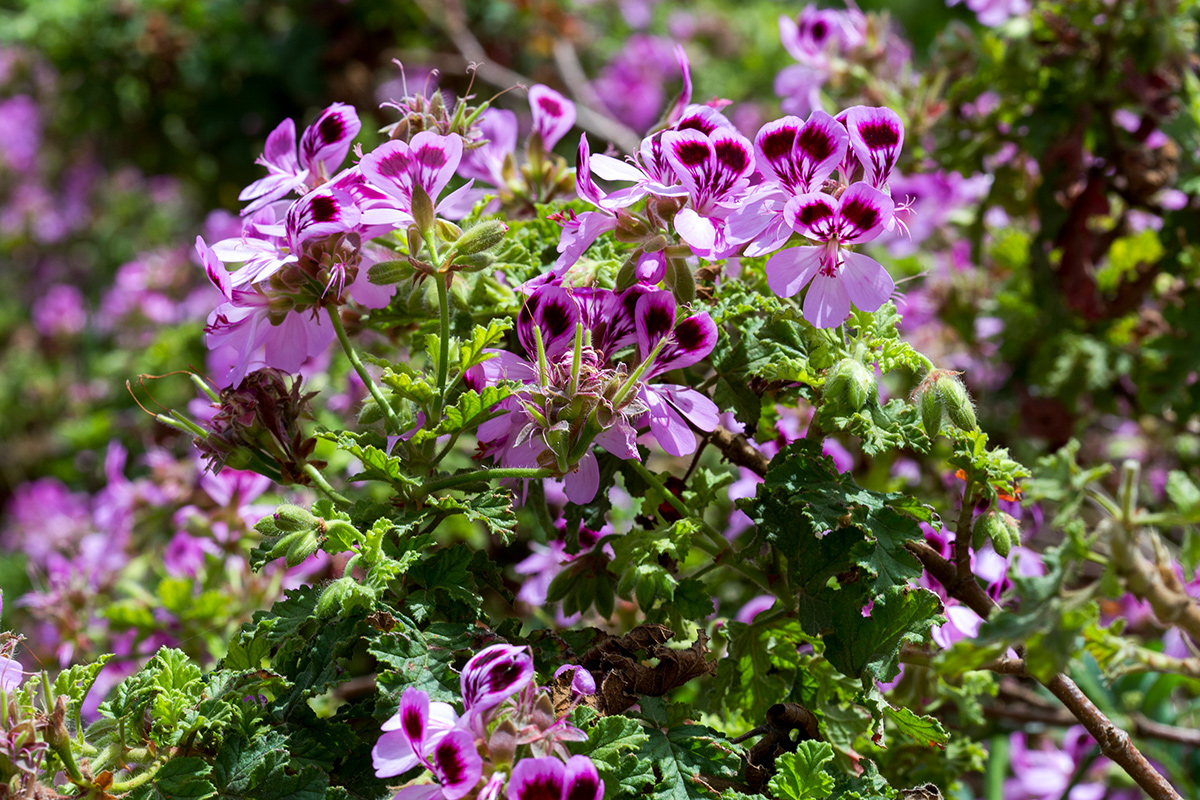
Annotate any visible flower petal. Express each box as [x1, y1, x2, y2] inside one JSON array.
[[654, 312, 718, 373], [835, 182, 892, 244], [520, 285, 580, 360], [408, 131, 464, 202], [839, 250, 894, 312], [803, 271, 852, 328], [843, 106, 904, 189], [564, 451, 600, 505], [530, 85, 576, 151], [634, 290, 677, 361], [459, 643, 535, 715], [563, 756, 605, 800], [431, 729, 483, 800], [509, 756, 567, 800], [299, 103, 361, 176], [765, 245, 823, 298], [783, 192, 838, 239]]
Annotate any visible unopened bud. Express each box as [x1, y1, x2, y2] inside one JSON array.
[[937, 373, 977, 431], [452, 252, 496, 272], [368, 260, 409, 285], [272, 504, 319, 533], [918, 385, 943, 438], [614, 210, 651, 242], [411, 184, 435, 235], [973, 511, 1021, 557], [453, 220, 508, 255], [825, 358, 876, 412]]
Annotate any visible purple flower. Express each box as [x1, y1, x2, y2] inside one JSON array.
[[553, 665, 597, 696], [239, 103, 362, 214], [947, 0, 1030, 27], [460, 643, 536, 720], [0, 95, 41, 173], [764, 182, 896, 327], [359, 131, 473, 227], [374, 687, 461, 778], [661, 126, 755, 257], [839, 106, 905, 191]]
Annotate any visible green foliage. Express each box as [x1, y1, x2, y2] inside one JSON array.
[[767, 742, 836, 800]]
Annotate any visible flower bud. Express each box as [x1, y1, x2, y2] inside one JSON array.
[[272, 504, 319, 533], [451, 252, 497, 272], [280, 528, 322, 568], [825, 358, 876, 412], [937, 373, 977, 431], [918, 384, 942, 438], [973, 511, 1021, 557], [410, 184, 435, 236], [453, 220, 509, 255], [368, 259, 409, 285]]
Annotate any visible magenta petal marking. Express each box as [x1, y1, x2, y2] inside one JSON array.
[[460, 643, 534, 714], [564, 756, 605, 800], [654, 312, 718, 374], [641, 386, 697, 457], [529, 84, 577, 151], [634, 291, 678, 360], [835, 182, 893, 244], [844, 105, 904, 189], [509, 756, 567, 800], [520, 285, 579, 360], [431, 730, 483, 800], [784, 192, 837, 238], [299, 103, 361, 176]]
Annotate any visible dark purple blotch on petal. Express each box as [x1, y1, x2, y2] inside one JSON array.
[[435, 738, 468, 785], [860, 121, 900, 150], [416, 145, 448, 168], [318, 114, 345, 145], [538, 96, 563, 117], [488, 661, 527, 693], [840, 195, 879, 231], [714, 139, 749, 173], [379, 152, 411, 179], [309, 194, 339, 223], [644, 305, 674, 341], [539, 298, 574, 343], [520, 774, 561, 800], [402, 706, 424, 742], [760, 127, 796, 161], [797, 125, 836, 164], [797, 200, 835, 227], [673, 317, 708, 353], [675, 140, 710, 168]]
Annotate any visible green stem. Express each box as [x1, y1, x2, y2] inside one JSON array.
[[302, 463, 351, 508], [420, 467, 555, 496], [435, 275, 452, 417], [627, 460, 776, 597], [329, 309, 403, 434], [108, 759, 166, 793]]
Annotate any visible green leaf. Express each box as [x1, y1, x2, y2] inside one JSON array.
[[147, 757, 217, 800], [570, 710, 656, 798], [369, 620, 475, 709], [637, 725, 741, 800], [767, 741, 836, 800], [51, 656, 111, 731], [426, 487, 519, 544], [323, 431, 420, 488], [822, 586, 943, 684], [212, 732, 327, 800], [713, 619, 810, 721], [882, 704, 949, 749]]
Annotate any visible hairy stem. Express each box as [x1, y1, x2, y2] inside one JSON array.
[[302, 463, 351, 508], [329, 309, 403, 434], [419, 467, 554, 496]]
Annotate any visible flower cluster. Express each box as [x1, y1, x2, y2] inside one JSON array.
[[557, 61, 907, 328], [373, 643, 602, 800], [467, 282, 717, 502]]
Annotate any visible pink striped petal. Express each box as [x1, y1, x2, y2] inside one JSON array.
[[803, 271, 852, 328], [836, 182, 892, 244], [843, 106, 904, 189], [299, 103, 361, 177], [530, 85, 576, 151], [634, 290, 678, 360], [460, 644, 534, 715], [839, 250, 894, 312], [783, 192, 838, 239]]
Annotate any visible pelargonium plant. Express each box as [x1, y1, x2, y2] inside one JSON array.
[[3, 2, 1200, 800]]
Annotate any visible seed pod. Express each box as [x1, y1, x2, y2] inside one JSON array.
[[826, 358, 876, 412]]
